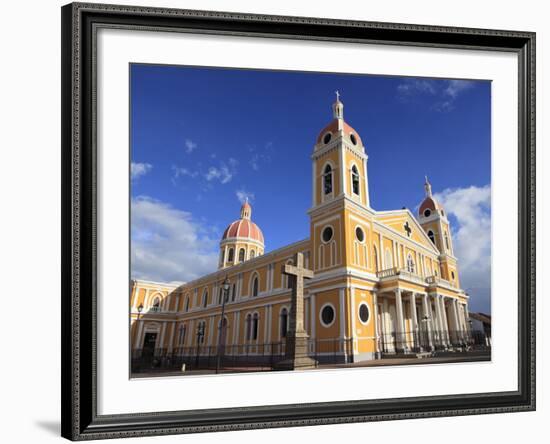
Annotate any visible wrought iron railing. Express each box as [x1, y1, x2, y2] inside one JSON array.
[[376, 269, 457, 288], [131, 338, 354, 374], [378, 329, 490, 354]]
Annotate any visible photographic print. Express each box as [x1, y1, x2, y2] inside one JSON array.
[[129, 65, 492, 377]]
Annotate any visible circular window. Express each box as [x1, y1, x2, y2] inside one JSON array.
[[358, 303, 370, 324], [322, 226, 333, 243], [355, 226, 365, 243], [323, 132, 332, 144], [423, 209, 431, 217], [320, 304, 335, 326], [350, 133, 357, 145]]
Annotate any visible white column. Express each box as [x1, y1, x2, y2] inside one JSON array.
[[395, 289, 406, 351], [421, 294, 434, 349], [439, 296, 450, 346], [434, 294, 448, 347], [382, 297, 392, 352], [410, 293, 418, 344]]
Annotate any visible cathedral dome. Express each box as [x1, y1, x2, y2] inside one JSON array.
[[316, 120, 363, 148], [221, 219, 264, 244], [221, 201, 264, 244]]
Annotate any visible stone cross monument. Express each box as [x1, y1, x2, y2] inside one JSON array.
[[275, 252, 318, 370]]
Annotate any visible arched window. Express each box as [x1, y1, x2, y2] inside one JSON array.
[[184, 296, 190, 312], [249, 250, 255, 259], [251, 275, 259, 297], [238, 248, 245, 262], [220, 249, 225, 265], [252, 313, 259, 340], [151, 296, 161, 312], [323, 164, 333, 195], [280, 308, 288, 338], [428, 230, 435, 244], [245, 314, 252, 341], [202, 290, 208, 308], [351, 165, 360, 195], [227, 248, 234, 262], [373, 245, 379, 272], [197, 321, 206, 344], [406, 254, 415, 273], [444, 232, 450, 250]]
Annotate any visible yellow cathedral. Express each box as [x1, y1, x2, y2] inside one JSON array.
[[130, 94, 473, 370]]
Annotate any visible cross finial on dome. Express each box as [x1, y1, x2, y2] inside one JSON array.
[[332, 90, 344, 120], [424, 175, 433, 197]]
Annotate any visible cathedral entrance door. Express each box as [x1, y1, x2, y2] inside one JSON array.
[[142, 332, 157, 357]]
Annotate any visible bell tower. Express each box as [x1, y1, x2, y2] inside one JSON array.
[[418, 177, 460, 286], [309, 93, 374, 274], [311, 92, 370, 210]]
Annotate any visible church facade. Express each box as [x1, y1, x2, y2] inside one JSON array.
[[130, 95, 473, 367]]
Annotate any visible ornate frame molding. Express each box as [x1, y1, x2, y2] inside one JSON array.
[[61, 2, 535, 440]]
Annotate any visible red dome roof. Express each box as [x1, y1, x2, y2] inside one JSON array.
[[419, 196, 443, 216], [222, 219, 264, 244], [316, 119, 363, 147]]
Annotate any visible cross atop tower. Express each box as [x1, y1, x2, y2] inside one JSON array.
[[424, 175, 433, 197], [332, 91, 344, 120]]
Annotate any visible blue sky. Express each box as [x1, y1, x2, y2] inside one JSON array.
[[130, 64, 491, 313]]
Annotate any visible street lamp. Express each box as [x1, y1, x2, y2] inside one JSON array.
[[136, 303, 144, 345], [216, 276, 231, 374]]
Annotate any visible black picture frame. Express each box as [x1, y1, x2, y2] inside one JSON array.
[[61, 2, 536, 440]]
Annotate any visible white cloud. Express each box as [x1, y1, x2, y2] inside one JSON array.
[[236, 189, 255, 204], [204, 159, 238, 184], [185, 139, 198, 153], [445, 80, 474, 99], [172, 165, 198, 179], [130, 162, 152, 181], [131, 196, 219, 283], [397, 78, 475, 112], [397, 79, 437, 96], [434, 185, 491, 312]]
